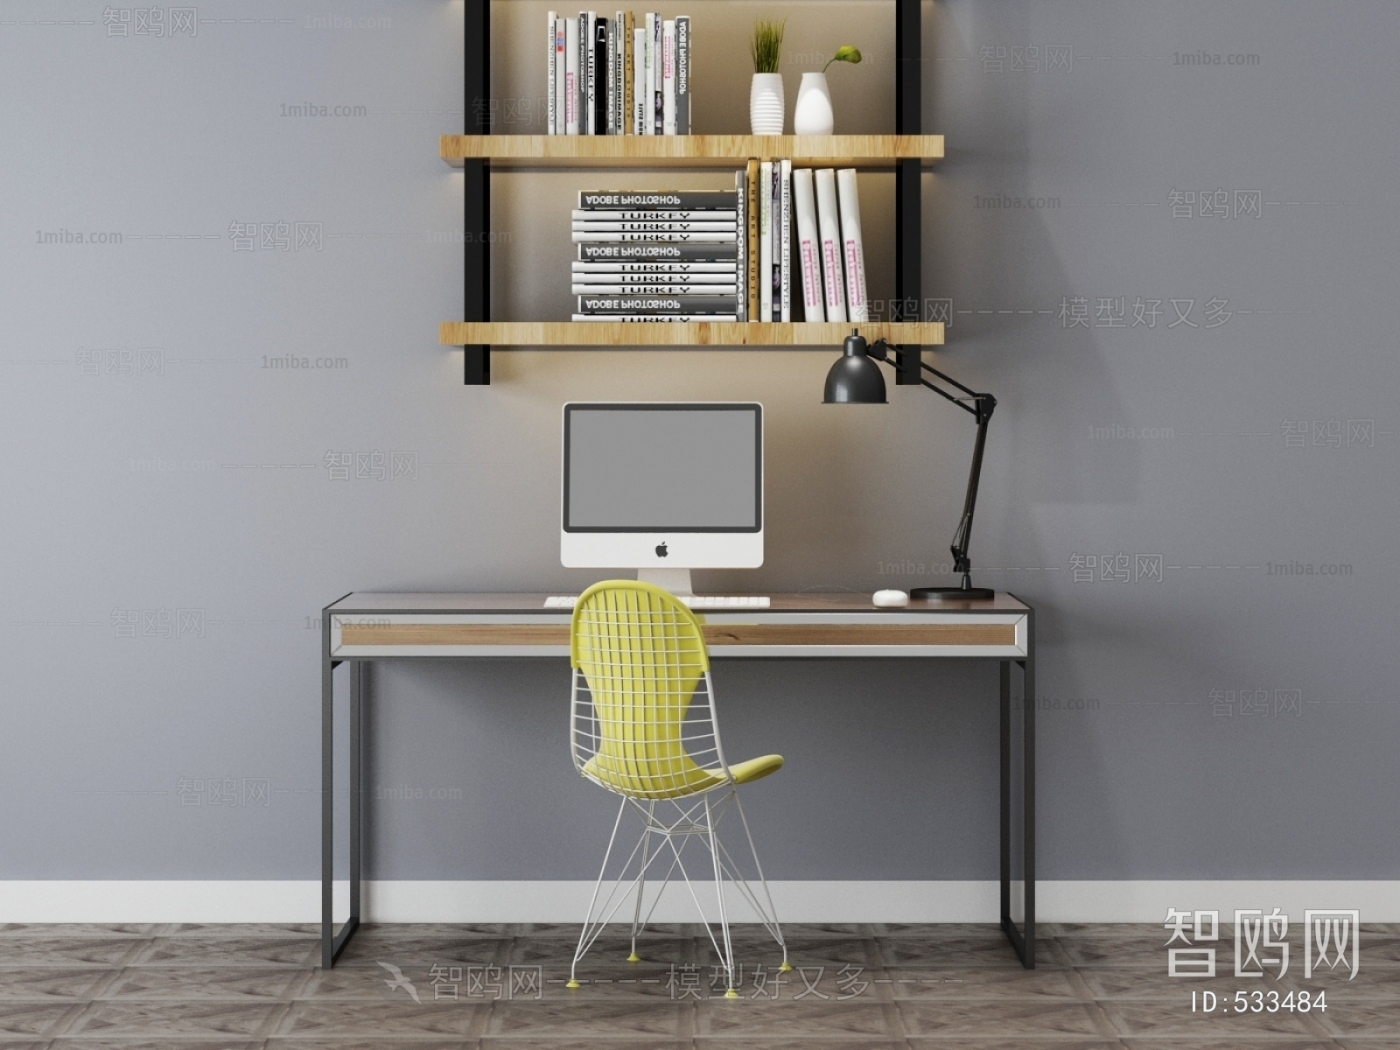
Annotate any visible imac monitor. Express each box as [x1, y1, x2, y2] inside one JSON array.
[[562, 402, 763, 589]]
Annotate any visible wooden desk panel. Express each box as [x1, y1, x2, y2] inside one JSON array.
[[341, 621, 1017, 649], [329, 594, 1030, 659]]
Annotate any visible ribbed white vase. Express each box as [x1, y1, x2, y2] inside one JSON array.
[[793, 72, 834, 135], [749, 73, 785, 135]]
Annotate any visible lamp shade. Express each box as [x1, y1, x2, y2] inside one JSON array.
[[822, 331, 887, 404]]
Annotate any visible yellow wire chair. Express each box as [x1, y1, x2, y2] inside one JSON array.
[[567, 580, 790, 996]]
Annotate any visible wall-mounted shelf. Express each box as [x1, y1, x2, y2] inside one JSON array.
[[441, 134, 944, 170], [455, 0, 929, 385], [440, 321, 944, 348]]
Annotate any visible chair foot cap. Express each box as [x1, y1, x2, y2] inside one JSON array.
[[566, 980, 581, 989], [724, 988, 740, 999], [627, 952, 641, 963], [778, 961, 793, 972]]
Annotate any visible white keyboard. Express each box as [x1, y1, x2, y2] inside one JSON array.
[[544, 595, 770, 610]]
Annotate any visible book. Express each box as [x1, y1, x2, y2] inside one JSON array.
[[578, 241, 737, 260], [623, 13, 634, 134], [770, 161, 780, 320], [593, 15, 607, 134], [632, 26, 644, 133], [758, 161, 772, 322], [573, 221, 736, 232], [577, 14, 588, 133], [675, 15, 690, 135], [574, 283, 739, 294], [548, 11, 558, 135], [573, 231, 737, 242], [836, 168, 867, 322], [554, 18, 567, 135], [578, 294, 738, 313], [573, 272, 737, 283], [734, 169, 747, 321], [577, 191, 736, 209], [652, 14, 662, 134], [662, 20, 676, 135], [572, 261, 738, 273], [642, 14, 655, 135], [571, 210, 737, 221], [565, 17, 579, 134], [746, 160, 759, 320], [780, 159, 791, 322], [814, 168, 847, 322], [605, 16, 615, 133], [791, 168, 824, 322], [572, 314, 740, 321]]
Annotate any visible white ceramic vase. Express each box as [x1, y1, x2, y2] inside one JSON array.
[[792, 71, 834, 135], [749, 73, 785, 135]]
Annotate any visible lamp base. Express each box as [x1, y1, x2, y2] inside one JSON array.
[[911, 586, 997, 601]]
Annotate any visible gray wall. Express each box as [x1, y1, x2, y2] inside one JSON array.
[[3, 0, 1397, 883]]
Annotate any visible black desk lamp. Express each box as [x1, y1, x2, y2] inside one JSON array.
[[824, 329, 997, 601]]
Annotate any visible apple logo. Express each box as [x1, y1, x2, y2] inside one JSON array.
[[655, 542, 669, 558]]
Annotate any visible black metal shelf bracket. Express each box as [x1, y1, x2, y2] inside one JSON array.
[[893, 0, 922, 386], [465, 0, 491, 385]]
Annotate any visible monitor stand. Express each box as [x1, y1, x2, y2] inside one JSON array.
[[637, 568, 693, 596]]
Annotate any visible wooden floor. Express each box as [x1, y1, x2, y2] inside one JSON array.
[[0, 921, 1394, 1047]]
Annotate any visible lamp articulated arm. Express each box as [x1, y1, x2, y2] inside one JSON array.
[[868, 338, 997, 598]]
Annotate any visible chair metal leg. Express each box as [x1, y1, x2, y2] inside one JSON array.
[[628, 800, 656, 962], [569, 796, 630, 988], [728, 790, 790, 971], [704, 795, 737, 997]]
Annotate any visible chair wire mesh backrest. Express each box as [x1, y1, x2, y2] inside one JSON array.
[[570, 581, 730, 799]]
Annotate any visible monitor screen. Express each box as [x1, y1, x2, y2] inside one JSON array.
[[563, 403, 762, 533]]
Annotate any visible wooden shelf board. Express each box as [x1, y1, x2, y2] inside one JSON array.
[[439, 321, 945, 348], [440, 134, 944, 169]]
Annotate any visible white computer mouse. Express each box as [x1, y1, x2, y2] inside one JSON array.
[[872, 589, 910, 608]]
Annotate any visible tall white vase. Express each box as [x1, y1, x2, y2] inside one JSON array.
[[749, 73, 785, 135], [792, 71, 834, 135]]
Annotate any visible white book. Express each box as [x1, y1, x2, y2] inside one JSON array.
[[814, 168, 847, 322], [572, 314, 740, 322], [571, 210, 737, 221], [615, 12, 626, 133], [565, 17, 579, 134], [758, 161, 772, 322], [554, 19, 567, 135], [573, 284, 739, 294], [633, 28, 645, 134], [572, 272, 738, 284], [791, 169, 824, 322], [770, 162, 781, 320], [572, 231, 739, 242], [734, 169, 746, 321], [642, 15, 655, 135], [662, 20, 677, 135], [780, 159, 791, 323], [573, 262, 738, 273], [587, 12, 598, 135], [573, 221, 736, 232], [836, 168, 867, 322], [651, 14, 662, 134], [547, 11, 558, 135]]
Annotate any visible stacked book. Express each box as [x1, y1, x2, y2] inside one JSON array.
[[548, 11, 691, 135], [572, 180, 743, 321], [749, 163, 868, 323]]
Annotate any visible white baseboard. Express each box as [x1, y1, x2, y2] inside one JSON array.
[[4, 880, 1397, 924]]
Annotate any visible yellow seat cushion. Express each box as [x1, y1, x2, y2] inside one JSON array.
[[726, 753, 784, 785], [582, 753, 783, 799]]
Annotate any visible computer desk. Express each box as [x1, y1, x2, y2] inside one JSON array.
[[320, 591, 1036, 969]]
